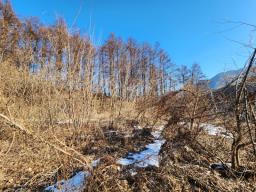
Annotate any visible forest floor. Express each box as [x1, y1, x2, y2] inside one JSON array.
[[42, 121, 256, 192], [1, 108, 256, 191]]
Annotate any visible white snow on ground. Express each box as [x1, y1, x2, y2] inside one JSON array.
[[91, 158, 101, 167], [44, 171, 89, 192], [117, 125, 165, 168], [134, 125, 143, 130], [44, 159, 101, 192], [117, 139, 165, 167], [151, 125, 165, 138], [201, 123, 232, 138]]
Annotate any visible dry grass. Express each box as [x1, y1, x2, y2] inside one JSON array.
[[0, 61, 141, 190]]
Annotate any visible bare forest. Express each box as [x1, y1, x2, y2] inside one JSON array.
[[0, 1, 256, 191]]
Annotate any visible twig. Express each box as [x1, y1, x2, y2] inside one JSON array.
[[4, 132, 15, 155]]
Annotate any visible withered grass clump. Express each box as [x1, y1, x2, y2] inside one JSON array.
[[158, 125, 256, 192], [86, 156, 132, 192]]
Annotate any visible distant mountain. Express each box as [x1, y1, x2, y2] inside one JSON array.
[[208, 69, 242, 89]]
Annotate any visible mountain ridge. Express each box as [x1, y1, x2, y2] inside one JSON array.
[[208, 69, 242, 89]]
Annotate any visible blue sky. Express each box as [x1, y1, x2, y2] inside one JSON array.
[[11, 0, 256, 78]]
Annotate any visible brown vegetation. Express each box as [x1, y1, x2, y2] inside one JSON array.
[[0, 1, 256, 191]]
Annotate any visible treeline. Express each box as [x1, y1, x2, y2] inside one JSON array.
[[0, 0, 205, 100]]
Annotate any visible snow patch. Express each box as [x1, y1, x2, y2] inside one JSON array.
[[44, 171, 89, 192], [129, 169, 138, 176], [45, 159, 101, 192], [151, 125, 164, 139], [92, 158, 101, 167], [134, 125, 143, 130], [201, 123, 232, 138], [117, 126, 165, 168], [117, 139, 165, 167]]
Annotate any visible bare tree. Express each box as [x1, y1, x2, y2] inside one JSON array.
[[177, 65, 191, 86], [190, 63, 205, 85], [231, 48, 256, 169]]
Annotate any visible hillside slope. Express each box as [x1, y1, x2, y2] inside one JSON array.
[[208, 69, 241, 89]]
